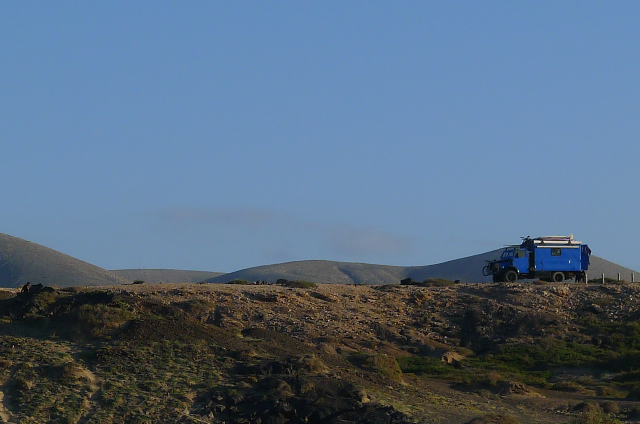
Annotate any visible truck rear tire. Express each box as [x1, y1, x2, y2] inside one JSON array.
[[504, 270, 518, 282], [553, 272, 565, 282]]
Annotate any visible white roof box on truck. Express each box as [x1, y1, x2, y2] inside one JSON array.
[[530, 235, 582, 245]]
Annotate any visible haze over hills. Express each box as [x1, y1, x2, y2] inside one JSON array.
[[1, 233, 638, 287]]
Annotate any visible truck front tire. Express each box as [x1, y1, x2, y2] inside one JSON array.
[[504, 270, 518, 282]]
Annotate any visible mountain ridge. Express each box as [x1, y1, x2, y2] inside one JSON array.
[[205, 250, 638, 285], [1, 233, 637, 287]]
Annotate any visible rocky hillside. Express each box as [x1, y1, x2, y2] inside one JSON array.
[[0, 233, 127, 288], [1, 280, 640, 423]]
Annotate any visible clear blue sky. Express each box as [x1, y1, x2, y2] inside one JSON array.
[[2, 2, 639, 272]]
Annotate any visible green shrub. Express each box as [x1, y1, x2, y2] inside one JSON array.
[[226, 279, 252, 285], [278, 280, 317, 289], [175, 299, 216, 318], [553, 381, 584, 392], [580, 319, 640, 359], [397, 356, 460, 380], [76, 303, 136, 338], [421, 278, 458, 287], [496, 339, 604, 370], [466, 414, 520, 424], [349, 352, 403, 382], [590, 297, 614, 307], [569, 409, 622, 424], [400, 337, 615, 389]]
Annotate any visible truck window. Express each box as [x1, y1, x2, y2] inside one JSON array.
[[551, 248, 562, 256], [516, 249, 527, 258]]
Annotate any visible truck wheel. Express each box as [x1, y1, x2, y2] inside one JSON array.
[[504, 270, 518, 282], [553, 272, 565, 282]]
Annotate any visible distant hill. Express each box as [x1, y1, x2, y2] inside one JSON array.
[[206, 260, 408, 285], [111, 269, 224, 284], [0, 233, 128, 288], [207, 250, 639, 285]]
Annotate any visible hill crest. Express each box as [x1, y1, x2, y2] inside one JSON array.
[[1, 233, 637, 287], [206, 251, 638, 285], [110, 269, 224, 284], [0, 233, 127, 287]]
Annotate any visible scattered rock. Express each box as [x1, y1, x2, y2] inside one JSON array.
[[441, 350, 463, 364]]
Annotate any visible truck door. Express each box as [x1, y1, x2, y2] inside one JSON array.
[[535, 247, 549, 271], [514, 249, 529, 273], [529, 249, 535, 273], [581, 245, 591, 270]]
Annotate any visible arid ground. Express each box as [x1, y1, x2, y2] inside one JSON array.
[[0, 280, 639, 423]]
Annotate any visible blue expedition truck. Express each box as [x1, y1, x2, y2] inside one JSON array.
[[483, 236, 591, 283]]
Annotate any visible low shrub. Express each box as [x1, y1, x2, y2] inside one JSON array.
[[226, 279, 252, 285], [277, 280, 317, 289], [174, 299, 216, 318], [422, 278, 458, 287], [75, 303, 136, 338], [553, 381, 584, 392], [569, 409, 622, 424], [349, 352, 403, 382], [466, 414, 520, 424], [400, 337, 615, 389], [397, 356, 460, 381], [400, 278, 458, 287]]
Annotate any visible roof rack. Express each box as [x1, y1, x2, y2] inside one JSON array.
[[522, 235, 581, 246]]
